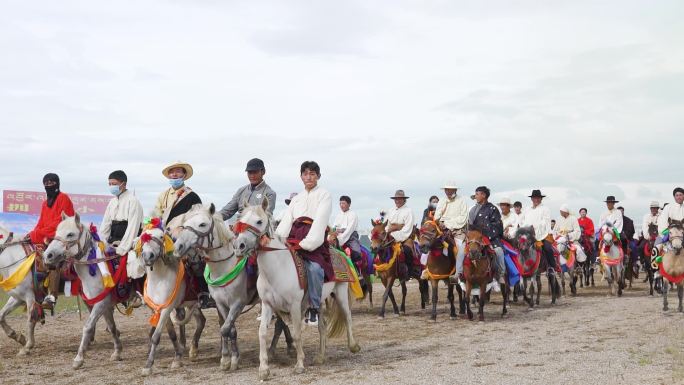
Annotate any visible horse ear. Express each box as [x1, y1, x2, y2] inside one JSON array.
[[61, 211, 68, 221], [74, 212, 81, 225], [242, 199, 249, 209], [209, 203, 216, 215], [261, 197, 269, 212]]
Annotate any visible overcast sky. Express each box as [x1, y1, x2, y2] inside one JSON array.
[[1, 0, 682, 231]]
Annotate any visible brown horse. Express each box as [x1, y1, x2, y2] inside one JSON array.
[[328, 232, 373, 310], [370, 219, 427, 318], [417, 220, 464, 321], [463, 229, 493, 321], [662, 219, 684, 312]]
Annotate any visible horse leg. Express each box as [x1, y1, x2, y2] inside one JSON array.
[[102, 308, 122, 362], [189, 308, 205, 362], [465, 282, 473, 320], [535, 273, 542, 306], [21, 296, 37, 357], [617, 266, 624, 297], [73, 301, 107, 369], [365, 272, 374, 310], [142, 307, 173, 376], [447, 282, 457, 320], [0, 296, 28, 351], [521, 278, 531, 308], [419, 279, 429, 309], [560, 271, 566, 296], [663, 278, 669, 311], [648, 269, 654, 296], [258, 305, 274, 380], [378, 277, 393, 318], [501, 282, 508, 317], [220, 305, 241, 371], [401, 280, 408, 315], [430, 279, 438, 321], [678, 285, 684, 313], [571, 270, 577, 296], [478, 280, 486, 322], [166, 315, 184, 369], [314, 299, 328, 366], [289, 302, 305, 374], [388, 285, 400, 316]]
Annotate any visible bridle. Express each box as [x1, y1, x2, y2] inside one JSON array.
[[419, 221, 444, 250], [140, 230, 175, 266], [52, 223, 92, 261], [179, 215, 223, 253]]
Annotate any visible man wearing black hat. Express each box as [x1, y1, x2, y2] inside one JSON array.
[[26, 173, 75, 309], [599, 196, 623, 234], [220, 158, 276, 221], [519, 190, 557, 273], [101, 170, 144, 257]]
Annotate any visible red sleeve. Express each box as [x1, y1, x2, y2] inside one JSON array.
[[29, 194, 75, 244], [61, 194, 75, 216]]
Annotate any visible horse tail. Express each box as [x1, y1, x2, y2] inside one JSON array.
[[327, 288, 351, 339], [170, 303, 199, 326]]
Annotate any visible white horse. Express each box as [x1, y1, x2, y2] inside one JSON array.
[[661, 219, 684, 312], [43, 213, 123, 369], [175, 204, 296, 371], [598, 222, 625, 297], [233, 201, 360, 380], [556, 235, 587, 296], [0, 226, 39, 356], [136, 223, 206, 376]]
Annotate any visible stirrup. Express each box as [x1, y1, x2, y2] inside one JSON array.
[[42, 295, 56, 316]]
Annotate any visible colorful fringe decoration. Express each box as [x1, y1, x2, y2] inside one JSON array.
[[80, 254, 128, 306], [374, 243, 401, 273], [143, 262, 184, 327]]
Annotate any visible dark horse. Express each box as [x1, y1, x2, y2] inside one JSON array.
[[640, 223, 660, 295], [417, 220, 464, 321], [579, 226, 595, 287], [463, 228, 507, 321], [370, 219, 427, 318]]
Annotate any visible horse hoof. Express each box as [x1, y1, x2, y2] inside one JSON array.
[[17, 348, 30, 357], [287, 348, 297, 358], [170, 360, 183, 369], [294, 365, 305, 374], [392, 313, 400, 318], [663, 306, 669, 312], [221, 357, 230, 371], [314, 355, 325, 365], [189, 347, 198, 362], [258, 368, 270, 380], [349, 343, 361, 354], [430, 315, 437, 322], [377, 315, 385, 320], [110, 352, 122, 361], [72, 359, 84, 370], [450, 316, 457, 321]]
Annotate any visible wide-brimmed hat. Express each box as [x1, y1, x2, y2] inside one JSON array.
[[528, 189, 546, 198], [390, 190, 409, 199], [498, 197, 512, 205], [604, 196, 619, 203], [442, 181, 458, 189], [650, 201, 660, 208], [162, 161, 193, 180], [559, 204, 570, 213], [285, 192, 298, 205]]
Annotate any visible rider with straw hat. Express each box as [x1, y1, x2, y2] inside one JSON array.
[[434, 181, 468, 279], [498, 197, 518, 240]]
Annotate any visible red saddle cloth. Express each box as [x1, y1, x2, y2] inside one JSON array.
[[286, 217, 334, 283]]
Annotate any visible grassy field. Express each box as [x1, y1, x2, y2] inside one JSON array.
[[0, 290, 81, 315]]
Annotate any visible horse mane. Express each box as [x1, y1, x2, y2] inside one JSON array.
[[238, 204, 275, 238], [516, 226, 536, 241]]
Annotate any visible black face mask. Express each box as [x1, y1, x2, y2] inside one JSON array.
[[45, 185, 60, 207]]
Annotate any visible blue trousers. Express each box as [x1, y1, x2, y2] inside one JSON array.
[[305, 260, 324, 309]]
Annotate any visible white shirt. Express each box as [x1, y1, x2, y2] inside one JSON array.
[[332, 209, 358, 246], [386, 205, 415, 242], [100, 190, 144, 256], [599, 208, 623, 233], [433, 195, 468, 230], [520, 204, 551, 241], [555, 214, 581, 242], [276, 186, 332, 252], [641, 213, 659, 239], [658, 202, 684, 234], [501, 212, 518, 240]]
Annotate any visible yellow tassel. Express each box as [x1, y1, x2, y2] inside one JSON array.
[[102, 274, 115, 289]]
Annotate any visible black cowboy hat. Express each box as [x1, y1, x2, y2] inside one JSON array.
[[528, 189, 545, 198], [604, 196, 620, 203]]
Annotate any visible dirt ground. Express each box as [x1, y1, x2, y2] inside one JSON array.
[[1, 277, 683, 385]]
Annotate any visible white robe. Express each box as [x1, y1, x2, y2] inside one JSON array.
[[434, 195, 468, 230], [100, 190, 144, 256], [275, 185, 332, 252], [555, 214, 581, 242], [520, 204, 551, 241], [501, 212, 518, 240], [386, 205, 415, 242], [332, 210, 358, 246], [641, 213, 659, 239], [599, 208, 623, 233], [658, 202, 684, 234]]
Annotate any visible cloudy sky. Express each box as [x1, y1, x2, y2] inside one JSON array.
[[1, 0, 682, 231]]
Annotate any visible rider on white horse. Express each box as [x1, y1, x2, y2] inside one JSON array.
[[275, 161, 333, 327], [100, 170, 144, 302], [599, 196, 624, 234], [556, 205, 581, 243], [25, 173, 75, 310], [655, 188, 684, 251], [434, 181, 467, 279], [219, 158, 276, 221]]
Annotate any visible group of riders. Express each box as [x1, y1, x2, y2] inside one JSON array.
[[14, 158, 684, 327]]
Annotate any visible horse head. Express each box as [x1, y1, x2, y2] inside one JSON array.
[[418, 220, 442, 254], [175, 203, 232, 258], [233, 199, 272, 258], [668, 219, 683, 255], [515, 226, 536, 254], [44, 212, 89, 269], [555, 235, 569, 254], [465, 228, 486, 261], [369, 217, 388, 254], [138, 225, 174, 267]]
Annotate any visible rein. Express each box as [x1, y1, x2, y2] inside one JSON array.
[[180, 217, 223, 253], [53, 224, 92, 262]]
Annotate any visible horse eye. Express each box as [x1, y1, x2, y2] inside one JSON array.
[[199, 223, 206, 227], [67, 233, 75, 238], [257, 220, 263, 225]]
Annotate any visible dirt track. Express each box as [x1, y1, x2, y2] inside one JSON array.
[[1, 278, 683, 385]]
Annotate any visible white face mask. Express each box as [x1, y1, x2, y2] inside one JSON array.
[[429, 202, 438, 209]]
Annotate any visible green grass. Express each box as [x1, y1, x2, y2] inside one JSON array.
[[0, 290, 81, 315]]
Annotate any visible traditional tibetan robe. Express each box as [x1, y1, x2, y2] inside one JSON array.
[[332, 209, 358, 246], [501, 212, 519, 240], [520, 204, 552, 241], [658, 202, 684, 234], [434, 195, 468, 230], [599, 208, 623, 234], [642, 213, 659, 239], [152, 186, 202, 229], [29, 193, 75, 244], [100, 190, 144, 255], [276, 186, 334, 281], [555, 215, 581, 242], [386, 205, 415, 242], [578, 216, 595, 239]]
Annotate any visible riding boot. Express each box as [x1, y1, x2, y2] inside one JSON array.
[[402, 245, 415, 277], [43, 270, 60, 314]]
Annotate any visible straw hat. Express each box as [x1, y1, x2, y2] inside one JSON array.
[[442, 181, 458, 189], [162, 161, 193, 180], [390, 190, 410, 199]]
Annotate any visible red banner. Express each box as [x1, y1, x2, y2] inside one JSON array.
[[3, 190, 110, 215]]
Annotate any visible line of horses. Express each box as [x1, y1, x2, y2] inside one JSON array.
[[0, 203, 682, 380]]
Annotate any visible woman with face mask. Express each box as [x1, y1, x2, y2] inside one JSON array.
[[421, 195, 439, 225], [151, 161, 202, 231], [26, 173, 75, 310]]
